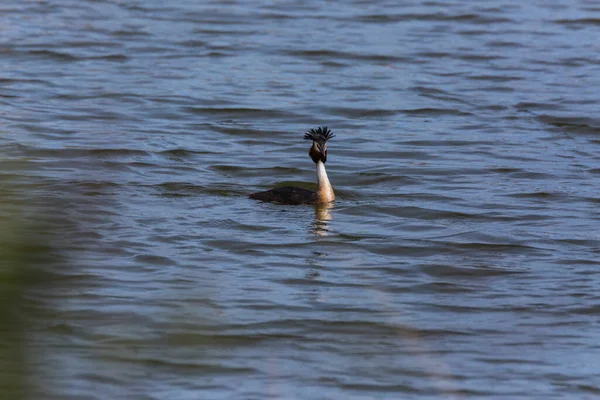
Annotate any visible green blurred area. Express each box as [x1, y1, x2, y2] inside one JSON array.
[[0, 213, 63, 400]]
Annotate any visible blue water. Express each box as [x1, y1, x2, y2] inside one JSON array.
[[2, 0, 600, 398]]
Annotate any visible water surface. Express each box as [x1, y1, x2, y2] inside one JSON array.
[[2, 0, 600, 398]]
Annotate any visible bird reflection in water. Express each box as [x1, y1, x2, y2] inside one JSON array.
[[313, 202, 334, 236]]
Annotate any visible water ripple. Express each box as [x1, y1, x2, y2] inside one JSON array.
[[3, 0, 600, 398]]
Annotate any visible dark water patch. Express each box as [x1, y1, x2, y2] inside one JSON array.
[[151, 95, 211, 106], [354, 14, 406, 23], [536, 115, 600, 135], [553, 18, 600, 26], [457, 53, 506, 62], [583, 195, 600, 204], [166, 12, 254, 26], [531, 58, 592, 68], [87, 54, 128, 62], [103, 355, 257, 375], [554, 238, 600, 247], [276, 278, 352, 287], [560, 57, 600, 66], [479, 85, 514, 93], [323, 106, 398, 118], [65, 180, 123, 196], [408, 281, 476, 294], [558, 258, 600, 266], [158, 148, 214, 156], [401, 108, 472, 116], [328, 381, 422, 394], [193, 28, 259, 36], [319, 60, 348, 68], [175, 39, 207, 47], [120, 3, 175, 12], [573, 384, 600, 395], [376, 206, 478, 220], [50, 92, 144, 105], [203, 51, 230, 58], [481, 151, 542, 163], [111, 29, 151, 37], [226, 318, 470, 338], [356, 13, 511, 24], [428, 240, 540, 254], [125, 45, 175, 55], [185, 106, 292, 119], [505, 191, 569, 200], [0, 77, 50, 85], [395, 192, 462, 203], [152, 182, 206, 197], [25, 49, 79, 61], [163, 332, 305, 347], [514, 102, 563, 111], [58, 110, 139, 122], [258, 12, 298, 20], [109, 161, 157, 170], [214, 125, 285, 137], [206, 239, 301, 252], [457, 29, 490, 36], [157, 148, 214, 162], [355, 242, 469, 257], [62, 41, 125, 50], [414, 51, 452, 59], [6, 146, 151, 159], [355, 172, 422, 186], [212, 165, 301, 175], [283, 49, 409, 63], [398, 139, 494, 147], [409, 86, 448, 96], [467, 74, 523, 82], [565, 304, 600, 315], [486, 40, 525, 48], [411, 86, 471, 104], [73, 372, 124, 387], [131, 254, 175, 267], [489, 167, 522, 173], [83, 148, 151, 157], [504, 171, 554, 180], [146, 234, 194, 245], [475, 357, 553, 366], [151, 182, 244, 198], [12, 49, 128, 63]]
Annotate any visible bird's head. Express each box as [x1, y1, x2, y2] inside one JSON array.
[[304, 126, 335, 164]]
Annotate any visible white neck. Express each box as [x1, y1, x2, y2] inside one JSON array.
[[316, 161, 335, 203]]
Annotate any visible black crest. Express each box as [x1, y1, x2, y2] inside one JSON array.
[[304, 126, 335, 141]]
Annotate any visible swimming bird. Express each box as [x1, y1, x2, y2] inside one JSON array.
[[249, 126, 336, 205]]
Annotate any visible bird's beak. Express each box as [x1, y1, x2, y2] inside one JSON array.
[[309, 141, 321, 163], [317, 142, 327, 163]]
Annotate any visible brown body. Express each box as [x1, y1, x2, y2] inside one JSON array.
[[249, 186, 317, 205]]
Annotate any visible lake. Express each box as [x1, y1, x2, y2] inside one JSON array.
[[2, 0, 600, 398]]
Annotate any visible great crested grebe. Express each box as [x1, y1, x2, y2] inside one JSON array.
[[249, 126, 336, 205]]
